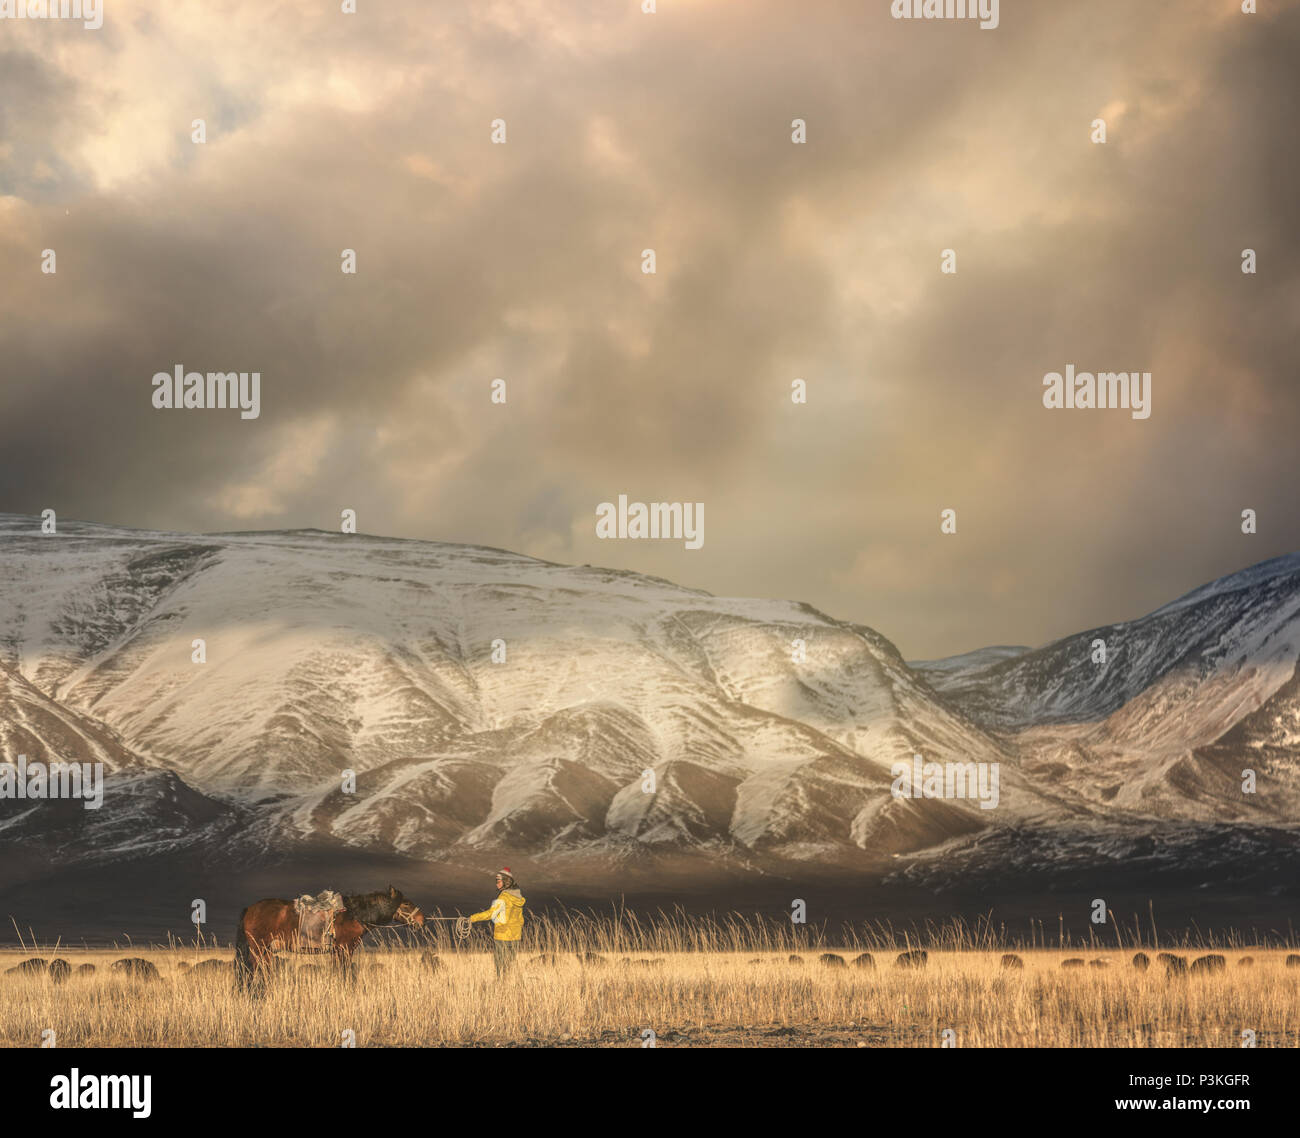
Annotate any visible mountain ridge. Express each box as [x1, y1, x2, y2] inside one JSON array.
[[1, 514, 1297, 906]]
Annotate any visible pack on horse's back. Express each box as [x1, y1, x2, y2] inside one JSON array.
[[293, 890, 345, 953]]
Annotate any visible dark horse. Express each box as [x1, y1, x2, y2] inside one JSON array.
[[234, 885, 424, 990]]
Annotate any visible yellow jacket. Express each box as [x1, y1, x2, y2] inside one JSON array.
[[470, 888, 525, 941]]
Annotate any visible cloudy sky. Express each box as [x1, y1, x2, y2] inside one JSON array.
[[1, 0, 1297, 659]]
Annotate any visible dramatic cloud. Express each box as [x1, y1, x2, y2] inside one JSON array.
[[1, 0, 1297, 657]]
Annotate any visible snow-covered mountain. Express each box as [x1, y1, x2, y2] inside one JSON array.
[[913, 554, 1300, 827], [1, 514, 1297, 896]]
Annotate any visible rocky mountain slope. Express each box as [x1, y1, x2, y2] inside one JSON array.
[[1, 515, 1296, 898]]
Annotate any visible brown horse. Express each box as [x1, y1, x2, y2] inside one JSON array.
[[234, 885, 424, 990]]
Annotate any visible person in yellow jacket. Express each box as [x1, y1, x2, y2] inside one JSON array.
[[469, 867, 526, 976]]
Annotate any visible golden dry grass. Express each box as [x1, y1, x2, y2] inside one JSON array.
[[1, 926, 1296, 1048]]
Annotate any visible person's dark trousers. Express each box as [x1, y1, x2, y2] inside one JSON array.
[[494, 940, 519, 977]]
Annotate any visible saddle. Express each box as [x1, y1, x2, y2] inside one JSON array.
[[293, 890, 344, 953]]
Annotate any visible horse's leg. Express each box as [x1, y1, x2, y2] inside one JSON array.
[[234, 907, 255, 993], [246, 941, 275, 997], [260, 943, 278, 985], [235, 902, 299, 995], [237, 941, 266, 996], [334, 940, 358, 984]]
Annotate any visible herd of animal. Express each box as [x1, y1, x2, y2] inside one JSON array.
[[748, 950, 1300, 974], [3, 956, 182, 982], [5, 949, 1298, 981]]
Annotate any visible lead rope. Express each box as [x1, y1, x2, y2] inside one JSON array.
[[423, 916, 473, 942]]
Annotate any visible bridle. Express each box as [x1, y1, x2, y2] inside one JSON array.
[[366, 905, 471, 940], [423, 916, 473, 941], [369, 903, 425, 930]]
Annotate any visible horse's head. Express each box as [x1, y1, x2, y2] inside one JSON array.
[[393, 900, 425, 929]]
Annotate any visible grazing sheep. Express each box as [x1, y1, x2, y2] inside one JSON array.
[[1089, 960, 1110, 969], [895, 950, 928, 969], [76, 963, 96, 976], [176, 961, 192, 972], [189, 959, 229, 975], [787, 955, 804, 965], [818, 953, 846, 968], [1190, 954, 1226, 975], [1286, 954, 1300, 968], [1000, 954, 1024, 970], [630, 958, 664, 967], [748, 958, 764, 965], [111, 957, 161, 981], [47, 959, 72, 984], [576, 952, 607, 966], [5, 958, 48, 975], [852, 953, 875, 969], [1060, 958, 1086, 969], [1131, 952, 1151, 971], [1158, 953, 1188, 976], [1238, 956, 1255, 967]]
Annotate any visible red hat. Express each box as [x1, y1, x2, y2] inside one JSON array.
[[493, 867, 513, 877]]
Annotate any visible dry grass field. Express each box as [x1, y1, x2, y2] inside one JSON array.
[[2, 916, 1297, 1048]]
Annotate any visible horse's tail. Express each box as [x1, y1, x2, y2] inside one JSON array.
[[234, 906, 253, 990]]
